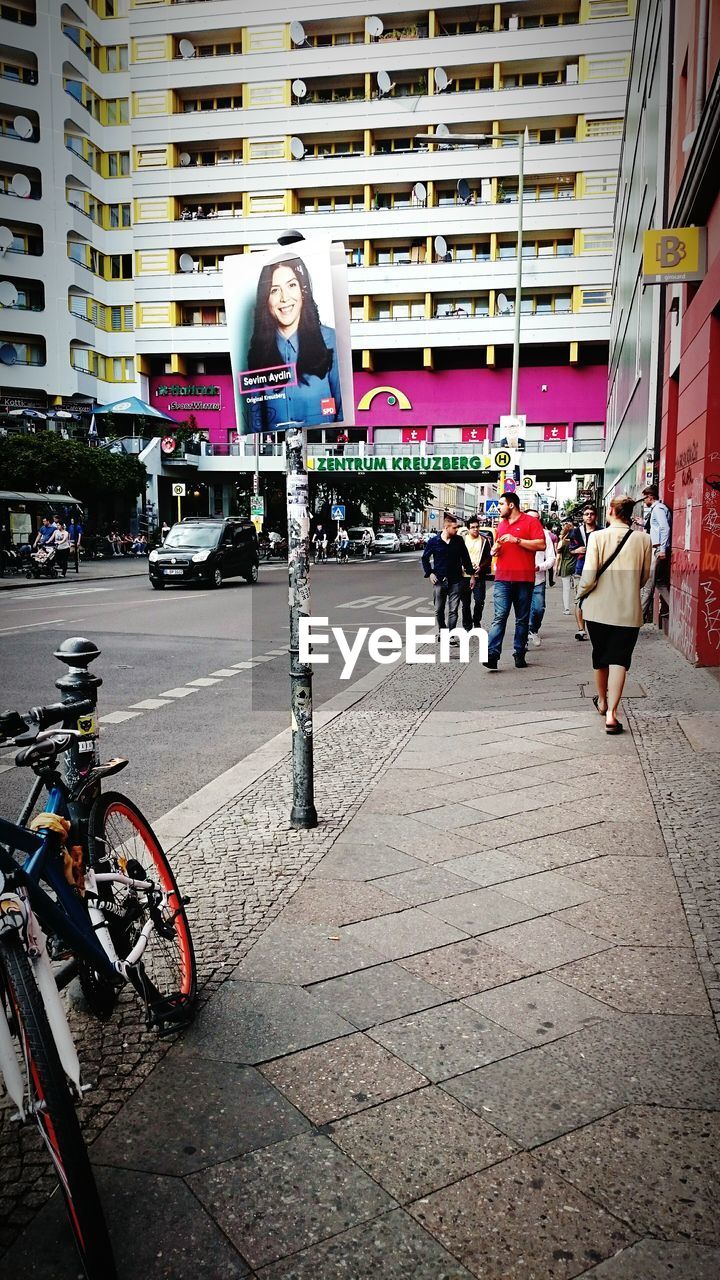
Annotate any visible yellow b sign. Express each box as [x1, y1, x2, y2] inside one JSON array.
[[642, 227, 706, 284]]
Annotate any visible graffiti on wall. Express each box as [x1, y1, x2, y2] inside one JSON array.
[[700, 580, 720, 651], [669, 582, 697, 663]]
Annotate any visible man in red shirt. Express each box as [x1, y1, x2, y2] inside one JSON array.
[[485, 492, 546, 669]]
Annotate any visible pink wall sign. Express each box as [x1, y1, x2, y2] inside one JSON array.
[[401, 427, 427, 443], [149, 375, 237, 442], [544, 425, 568, 441], [462, 426, 489, 442], [354, 367, 607, 433]]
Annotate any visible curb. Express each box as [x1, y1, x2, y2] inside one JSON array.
[[152, 659, 395, 852], [0, 567, 148, 591]]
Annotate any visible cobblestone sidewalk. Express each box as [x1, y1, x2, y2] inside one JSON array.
[[3, 595, 720, 1279]]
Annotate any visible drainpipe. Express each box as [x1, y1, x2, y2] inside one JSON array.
[[694, 0, 709, 132]]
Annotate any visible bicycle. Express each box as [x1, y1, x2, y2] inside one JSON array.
[[312, 541, 327, 564], [335, 541, 349, 565], [0, 637, 197, 1279]]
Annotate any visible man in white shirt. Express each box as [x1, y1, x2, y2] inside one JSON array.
[[460, 516, 493, 629], [640, 485, 671, 622], [528, 519, 557, 647]]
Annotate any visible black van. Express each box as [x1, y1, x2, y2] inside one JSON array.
[[149, 517, 259, 589]]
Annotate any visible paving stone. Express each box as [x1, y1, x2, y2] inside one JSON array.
[[503, 824, 666, 871], [398, 938, 537, 998], [539, 1014, 720, 1109], [256, 1207, 474, 1279], [310, 843, 421, 881], [497, 869, 603, 913], [328, 1086, 515, 1203], [341, 908, 468, 959], [410, 802, 495, 831], [554, 892, 691, 946], [441, 848, 546, 886], [464, 973, 615, 1046], [409, 1151, 636, 1279], [422, 887, 541, 934], [188, 1132, 394, 1270], [460, 806, 610, 852], [579, 1239, 720, 1278], [555, 946, 711, 1015], [232, 923, 385, 984], [482, 915, 610, 970], [278, 879, 403, 926], [464, 780, 588, 820], [442, 1044, 623, 1148], [562, 855, 678, 896], [374, 864, 479, 906], [368, 1002, 527, 1082], [307, 962, 448, 1030], [540, 1106, 720, 1244], [260, 1032, 428, 1124], [182, 981, 355, 1065], [90, 1056, 309, 1175]]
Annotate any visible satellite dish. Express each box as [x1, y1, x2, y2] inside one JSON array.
[[11, 173, 31, 198], [497, 293, 510, 314], [292, 78, 307, 99], [436, 123, 450, 138], [179, 38, 195, 59], [179, 151, 191, 167], [290, 136, 305, 160], [377, 70, 392, 95], [457, 177, 471, 203], [0, 342, 17, 365], [178, 253, 195, 273], [413, 181, 427, 203], [433, 67, 449, 92], [290, 20, 306, 45], [434, 235, 448, 259], [13, 115, 33, 140], [0, 226, 13, 254], [366, 15, 384, 38], [0, 281, 18, 307]]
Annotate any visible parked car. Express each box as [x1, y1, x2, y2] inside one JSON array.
[[346, 526, 375, 556], [374, 531, 401, 553], [398, 531, 416, 551], [148, 517, 259, 589]]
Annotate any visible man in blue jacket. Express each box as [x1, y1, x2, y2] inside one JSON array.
[[422, 513, 475, 644]]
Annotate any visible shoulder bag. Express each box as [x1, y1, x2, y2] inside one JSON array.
[[576, 528, 633, 603]]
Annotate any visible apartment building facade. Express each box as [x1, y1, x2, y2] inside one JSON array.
[[1, 0, 633, 473]]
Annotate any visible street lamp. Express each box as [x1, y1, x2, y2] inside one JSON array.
[[414, 130, 528, 418]]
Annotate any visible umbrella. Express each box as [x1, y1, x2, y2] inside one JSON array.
[[94, 396, 175, 421], [7, 407, 47, 419], [48, 409, 76, 420]]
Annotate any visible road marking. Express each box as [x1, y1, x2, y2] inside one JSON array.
[[0, 618, 66, 635], [250, 655, 274, 663], [2, 587, 110, 602], [209, 668, 240, 678], [129, 698, 174, 711], [266, 648, 287, 656], [101, 710, 144, 724], [159, 687, 200, 699], [187, 676, 221, 686], [231, 662, 255, 670]]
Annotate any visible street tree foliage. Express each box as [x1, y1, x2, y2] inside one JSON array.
[[0, 433, 146, 512], [233, 471, 433, 530]]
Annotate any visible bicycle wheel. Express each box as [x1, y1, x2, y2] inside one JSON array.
[[87, 792, 196, 1035], [0, 936, 116, 1280]]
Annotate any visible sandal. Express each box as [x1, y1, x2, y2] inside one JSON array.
[[592, 695, 607, 715], [605, 720, 624, 735]]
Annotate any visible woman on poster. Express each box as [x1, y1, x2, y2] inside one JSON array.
[[246, 256, 343, 432]]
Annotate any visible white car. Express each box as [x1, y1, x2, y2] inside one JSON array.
[[374, 532, 401, 553]]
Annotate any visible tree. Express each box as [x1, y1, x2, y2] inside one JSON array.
[[310, 474, 433, 527], [0, 433, 146, 527]]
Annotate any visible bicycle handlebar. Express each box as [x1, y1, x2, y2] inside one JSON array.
[[0, 698, 95, 745]]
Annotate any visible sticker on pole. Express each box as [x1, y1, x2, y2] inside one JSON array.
[[331, 504, 346, 521], [172, 483, 186, 497], [250, 496, 265, 518], [493, 449, 512, 470]]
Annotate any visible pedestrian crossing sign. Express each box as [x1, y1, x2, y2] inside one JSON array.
[[484, 499, 501, 518]]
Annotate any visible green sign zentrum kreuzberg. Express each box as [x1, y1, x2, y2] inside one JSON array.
[[309, 454, 494, 474]]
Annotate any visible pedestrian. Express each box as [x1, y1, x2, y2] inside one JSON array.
[[161, 521, 170, 542], [528, 519, 557, 648], [577, 493, 651, 734], [555, 521, 576, 615], [460, 516, 492, 629], [484, 493, 546, 669], [640, 484, 672, 622], [34, 516, 56, 549], [67, 516, 83, 572], [50, 520, 71, 577], [569, 505, 598, 641], [422, 512, 475, 644], [335, 429, 349, 457], [547, 525, 558, 586]]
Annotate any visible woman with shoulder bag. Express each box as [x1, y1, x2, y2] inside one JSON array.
[[577, 494, 652, 735]]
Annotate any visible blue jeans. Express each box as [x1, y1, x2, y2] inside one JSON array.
[[461, 577, 487, 629], [433, 580, 463, 633], [487, 580, 534, 659], [529, 582, 546, 635]]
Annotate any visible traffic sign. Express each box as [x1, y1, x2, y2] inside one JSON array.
[[493, 449, 512, 469], [522, 474, 536, 491], [331, 504, 346, 521], [250, 496, 265, 519], [171, 483, 186, 497], [484, 499, 501, 518], [503, 479, 517, 493], [161, 436, 177, 455]]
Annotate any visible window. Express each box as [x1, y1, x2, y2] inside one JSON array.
[[375, 299, 424, 320]]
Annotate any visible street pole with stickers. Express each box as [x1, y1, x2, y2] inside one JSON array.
[[285, 424, 318, 829]]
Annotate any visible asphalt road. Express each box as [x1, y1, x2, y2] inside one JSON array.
[[0, 553, 434, 822]]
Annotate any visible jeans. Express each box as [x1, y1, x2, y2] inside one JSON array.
[[433, 580, 463, 634], [560, 575, 574, 611], [461, 577, 487, 629], [487, 580, 534, 659], [529, 581, 546, 635]]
